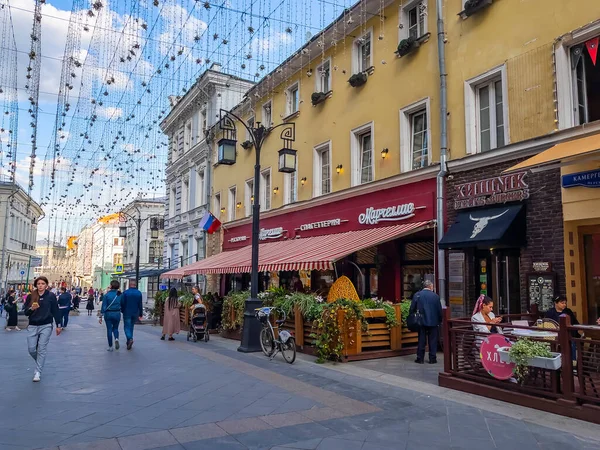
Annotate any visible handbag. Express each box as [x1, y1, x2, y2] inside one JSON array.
[[406, 293, 424, 332]]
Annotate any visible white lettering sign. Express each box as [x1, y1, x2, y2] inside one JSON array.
[[229, 236, 248, 243], [358, 203, 416, 225], [259, 227, 284, 240], [299, 219, 343, 231]]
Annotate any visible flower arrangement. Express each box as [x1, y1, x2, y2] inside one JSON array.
[[361, 297, 399, 329], [397, 37, 416, 57], [348, 72, 368, 87], [508, 338, 553, 383], [221, 290, 249, 330], [311, 92, 329, 106]]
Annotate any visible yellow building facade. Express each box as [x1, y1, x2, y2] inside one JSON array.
[[204, 0, 600, 319]]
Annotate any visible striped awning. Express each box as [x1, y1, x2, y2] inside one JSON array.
[[164, 221, 432, 277]]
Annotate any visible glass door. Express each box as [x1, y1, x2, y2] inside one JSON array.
[[583, 233, 600, 324]]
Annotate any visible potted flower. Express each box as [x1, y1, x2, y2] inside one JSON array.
[[311, 92, 329, 106], [461, 0, 493, 18], [396, 37, 416, 57], [240, 140, 253, 149], [348, 72, 368, 88], [498, 338, 562, 383]]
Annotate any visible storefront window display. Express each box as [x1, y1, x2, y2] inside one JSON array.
[[584, 232, 600, 324]]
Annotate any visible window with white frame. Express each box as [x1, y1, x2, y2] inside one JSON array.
[[246, 116, 254, 142], [351, 124, 374, 186], [262, 101, 272, 127], [284, 169, 298, 205], [195, 166, 205, 207], [286, 83, 299, 116], [353, 30, 372, 73], [465, 66, 509, 154], [181, 175, 189, 213], [214, 192, 221, 217], [184, 120, 192, 152], [260, 169, 271, 211], [169, 185, 176, 217], [244, 179, 254, 217], [316, 59, 331, 93], [200, 108, 207, 135], [313, 142, 331, 197], [572, 40, 600, 125], [400, 1, 427, 41], [228, 186, 237, 221], [400, 98, 431, 172]]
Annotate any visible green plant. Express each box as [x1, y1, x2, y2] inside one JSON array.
[[464, 0, 482, 11], [400, 300, 412, 327], [311, 299, 366, 363], [508, 338, 553, 383], [362, 298, 399, 330], [397, 37, 416, 56], [221, 290, 249, 330], [152, 290, 168, 319], [348, 72, 368, 87], [179, 293, 194, 308]]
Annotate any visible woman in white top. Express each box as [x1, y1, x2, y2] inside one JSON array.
[[472, 295, 503, 335]]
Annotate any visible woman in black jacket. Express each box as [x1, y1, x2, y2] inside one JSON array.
[[24, 276, 62, 382], [4, 289, 19, 331]]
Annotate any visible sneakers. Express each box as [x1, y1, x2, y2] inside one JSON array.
[[33, 372, 41, 382], [126, 339, 133, 350], [115, 339, 120, 350], [107, 346, 114, 352]]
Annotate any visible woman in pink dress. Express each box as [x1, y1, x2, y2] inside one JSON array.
[[161, 288, 181, 341]]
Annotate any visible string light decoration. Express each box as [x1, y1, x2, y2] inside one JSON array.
[[11, 0, 363, 249]]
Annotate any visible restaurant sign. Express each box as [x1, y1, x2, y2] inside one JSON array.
[[454, 171, 529, 210], [358, 203, 417, 225], [229, 236, 248, 243], [298, 218, 346, 231], [562, 168, 600, 188], [259, 227, 285, 240], [480, 334, 515, 380]]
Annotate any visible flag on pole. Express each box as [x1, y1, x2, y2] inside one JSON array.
[[586, 37, 599, 66], [199, 211, 221, 234]]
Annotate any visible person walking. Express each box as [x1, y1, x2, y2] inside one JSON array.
[[24, 276, 62, 382], [161, 288, 181, 341], [86, 292, 95, 316], [121, 279, 143, 350], [410, 280, 442, 364], [99, 280, 123, 351], [4, 289, 19, 331], [57, 287, 72, 328]]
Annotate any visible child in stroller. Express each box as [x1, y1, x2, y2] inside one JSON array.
[[187, 304, 209, 342]]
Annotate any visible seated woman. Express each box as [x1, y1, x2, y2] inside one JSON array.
[[545, 296, 579, 329], [471, 295, 503, 335]]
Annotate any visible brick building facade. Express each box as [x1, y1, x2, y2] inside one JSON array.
[[444, 157, 565, 315]]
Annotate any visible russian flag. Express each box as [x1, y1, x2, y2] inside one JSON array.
[[199, 211, 221, 234]]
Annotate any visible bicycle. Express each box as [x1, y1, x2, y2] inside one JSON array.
[[255, 307, 296, 364]]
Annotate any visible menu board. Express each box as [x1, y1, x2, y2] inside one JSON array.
[[527, 272, 557, 311], [448, 252, 465, 318]]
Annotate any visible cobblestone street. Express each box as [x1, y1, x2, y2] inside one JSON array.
[[1, 314, 600, 450]]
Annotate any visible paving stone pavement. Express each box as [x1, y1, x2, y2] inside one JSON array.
[[1, 313, 600, 450]]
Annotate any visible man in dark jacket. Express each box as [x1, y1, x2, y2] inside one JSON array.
[[57, 286, 72, 328], [121, 279, 143, 350], [410, 280, 442, 364]]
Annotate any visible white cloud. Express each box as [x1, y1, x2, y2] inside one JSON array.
[[96, 106, 123, 119]]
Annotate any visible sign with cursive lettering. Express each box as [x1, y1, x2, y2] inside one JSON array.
[[454, 171, 529, 210], [228, 236, 248, 243], [259, 227, 284, 240], [358, 203, 417, 225]]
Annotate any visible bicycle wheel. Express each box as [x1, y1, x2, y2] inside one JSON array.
[[281, 338, 296, 364], [260, 327, 275, 357]]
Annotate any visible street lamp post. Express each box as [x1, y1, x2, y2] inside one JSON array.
[[218, 109, 296, 353], [119, 209, 161, 284]]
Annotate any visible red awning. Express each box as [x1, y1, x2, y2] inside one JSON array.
[[171, 221, 432, 276]]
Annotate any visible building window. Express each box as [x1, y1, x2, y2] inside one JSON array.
[[169, 186, 176, 217], [313, 142, 331, 197], [316, 59, 331, 93], [262, 101, 272, 126], [286, 83, 299, 116], [400, 98, 431, 172], [113, 237, 120, 246], [246, 116, 254, 142], [113, 253, 123, 266], [284, 169, 298, 205], [260, 169, 271, 211], [572, 41, 600, 125], [184, 120, 192, 152], [182, 241, 189, 263], [353, 30, 372, 73], [181, 176, 189, 213], [195, 167, 205, 207], [400, 1, 427, 41], [149, 240, 162, 263], [214, 192, 221, 217], [351, 123, 374, 186], [228, 186, 237, 221], [464, 65, 509, 154], [200, 108, 207, 135], [245, 179, 254, 217]]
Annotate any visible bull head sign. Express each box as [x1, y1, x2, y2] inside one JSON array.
[[469, 210, 508, 238]]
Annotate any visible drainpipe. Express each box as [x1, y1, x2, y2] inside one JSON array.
[[436, 0, 448, 306]]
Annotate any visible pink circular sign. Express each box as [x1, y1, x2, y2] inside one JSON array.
[[480, 334, 515, 380]]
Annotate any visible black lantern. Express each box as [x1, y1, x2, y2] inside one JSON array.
[[119, 226, 127, 238], [217, 138, 237, 165], [278, 147, 297, 173]]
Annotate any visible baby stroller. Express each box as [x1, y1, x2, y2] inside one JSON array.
[[187, 304, 209, 342]]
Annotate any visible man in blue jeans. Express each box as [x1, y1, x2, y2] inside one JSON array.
[[57, 287, 72, 328], [121, 279, 143, 350]]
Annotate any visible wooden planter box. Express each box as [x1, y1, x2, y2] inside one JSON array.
[[220, 304, 242, 340]]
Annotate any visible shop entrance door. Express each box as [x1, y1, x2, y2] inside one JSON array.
[[493, 251, 521, 315], [583, 231, 600, 324]]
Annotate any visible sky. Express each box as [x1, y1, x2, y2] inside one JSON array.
[[0, 0, 360, 244]]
